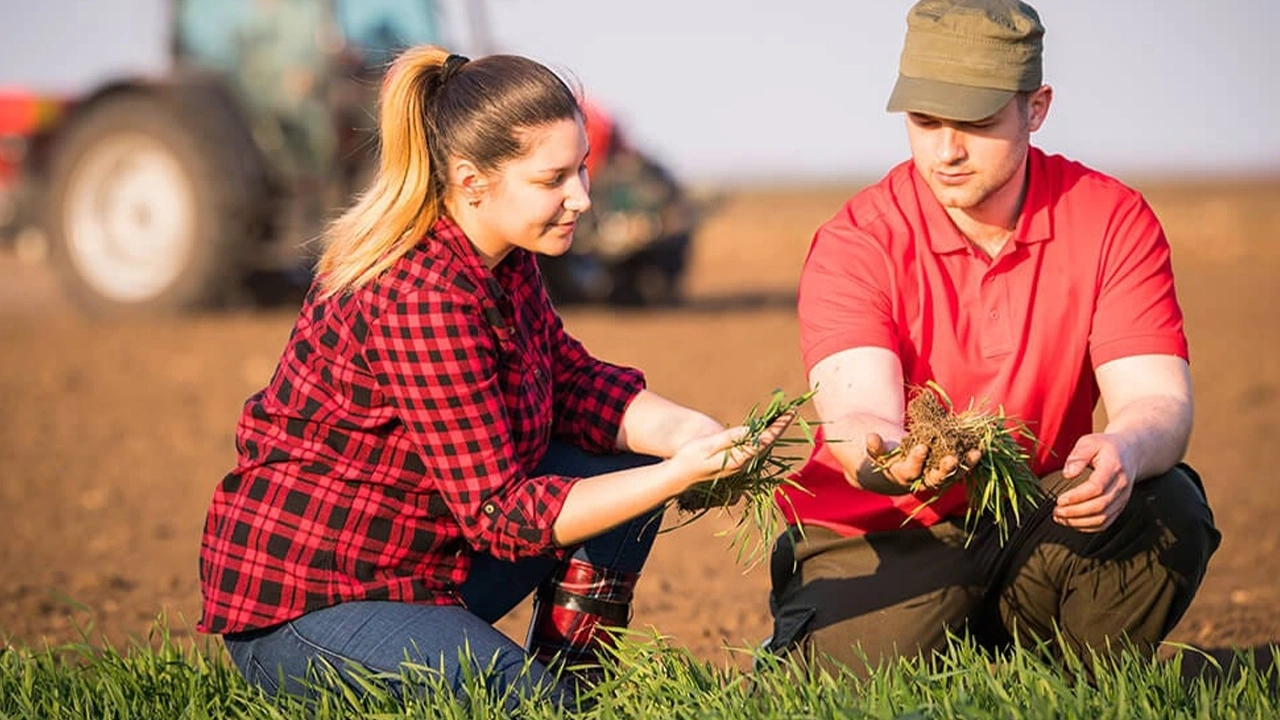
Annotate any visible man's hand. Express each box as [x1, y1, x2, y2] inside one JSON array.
[[1053, 432, 1135, 532], [863, 432, 981, 492]]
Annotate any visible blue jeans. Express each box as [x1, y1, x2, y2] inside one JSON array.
[[222, 442, 662, 709]]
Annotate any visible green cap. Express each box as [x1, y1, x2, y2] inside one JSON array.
[[886, 0, 1045, 122]]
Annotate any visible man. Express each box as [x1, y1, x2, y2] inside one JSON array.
[[769, 0, 1220, 675]]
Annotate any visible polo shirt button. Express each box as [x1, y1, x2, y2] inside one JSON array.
[[988, 310, 999, 320]]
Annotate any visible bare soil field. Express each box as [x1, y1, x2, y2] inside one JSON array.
[[2, 179, 1278, 669]]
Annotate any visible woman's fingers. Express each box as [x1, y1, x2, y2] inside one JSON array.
[[688, 425, 748, 465], [700, 412, 797, 476], [757, 411, 796, 448]]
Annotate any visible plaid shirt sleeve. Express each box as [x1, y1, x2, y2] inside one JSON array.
[[536, 283, 646, 453], [363, 287, 576, 562]]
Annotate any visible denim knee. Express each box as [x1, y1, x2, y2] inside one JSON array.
[[575, 507, 662, 573]]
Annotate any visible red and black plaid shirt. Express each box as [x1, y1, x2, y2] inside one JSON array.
[[198, 217, 645, 635]]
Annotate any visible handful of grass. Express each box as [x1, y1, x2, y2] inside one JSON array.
[[874, 382, 1044, 544], [668, 388, 817, 568]]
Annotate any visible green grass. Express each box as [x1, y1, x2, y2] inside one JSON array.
[[670, 388, 818, 569], [2, 622, 1276, 719]]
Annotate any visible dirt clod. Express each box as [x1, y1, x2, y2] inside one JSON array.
[[900, 390, 982, 474]]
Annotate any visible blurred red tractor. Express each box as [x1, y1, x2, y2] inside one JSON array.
[[0, 0, 699, 315]]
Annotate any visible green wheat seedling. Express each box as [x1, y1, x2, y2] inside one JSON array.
[[4, 617, 1279, 718], [668, 388, 817, 568], [874, 381, 1045, 544]]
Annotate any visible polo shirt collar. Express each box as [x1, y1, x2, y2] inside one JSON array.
[[914, 146, 1053, 255]]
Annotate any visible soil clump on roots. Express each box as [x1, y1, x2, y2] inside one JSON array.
[[900, 390, 982, 476]]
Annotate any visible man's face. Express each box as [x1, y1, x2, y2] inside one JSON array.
[[905, 88, 1049, 214]]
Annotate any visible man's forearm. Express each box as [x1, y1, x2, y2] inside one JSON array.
[[1101, 395, 1193, 482]]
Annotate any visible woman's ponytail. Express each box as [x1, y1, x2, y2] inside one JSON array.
[[315, 46, 581, 297], [316, 46, 451, 297]]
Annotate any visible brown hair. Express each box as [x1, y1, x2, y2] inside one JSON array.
[[316, 46, 581, 296]]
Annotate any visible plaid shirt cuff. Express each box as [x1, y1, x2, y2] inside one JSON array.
[[479, 473, 578, 560]]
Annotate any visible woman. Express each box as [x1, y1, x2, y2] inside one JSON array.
[[197, 46, 790, 706]]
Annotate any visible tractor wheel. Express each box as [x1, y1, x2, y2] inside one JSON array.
[[45, 89, 267, 316]]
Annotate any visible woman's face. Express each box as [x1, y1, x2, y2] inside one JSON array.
[[462, 116, 592, 267]]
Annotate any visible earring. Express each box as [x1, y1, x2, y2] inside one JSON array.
[[468, 198, 480, 208]]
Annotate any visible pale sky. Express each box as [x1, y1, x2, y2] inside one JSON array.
[[2, 0, 1277, 185]]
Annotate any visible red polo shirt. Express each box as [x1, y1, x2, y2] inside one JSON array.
[[780, 148, 1187, 536]]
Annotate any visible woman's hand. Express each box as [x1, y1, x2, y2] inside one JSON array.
[[552, 412, 795, 547], [671, 411, 732, 449], [616, 391, 729, 458], [670, 412, 796, 488]]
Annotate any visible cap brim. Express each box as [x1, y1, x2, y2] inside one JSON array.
[[886, 75, 1016, 122]]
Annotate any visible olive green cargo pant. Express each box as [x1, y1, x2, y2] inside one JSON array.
[[766, 464, 1220, 675]]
